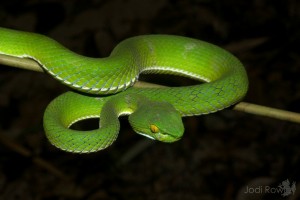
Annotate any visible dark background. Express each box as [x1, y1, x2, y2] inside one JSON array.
[[1, 0, 300, 199]]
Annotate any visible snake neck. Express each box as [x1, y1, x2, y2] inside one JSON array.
[[97, 93, 144, 139], [101, 93, 147, 117]]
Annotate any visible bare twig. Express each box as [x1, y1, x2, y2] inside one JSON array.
[[1, 53, 300, 124], [0, 54, 43, 72], [233, 102, 300, 123]]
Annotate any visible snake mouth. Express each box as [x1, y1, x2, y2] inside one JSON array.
[[170, 136, 182, 142], [136, 132, 182, 142], [155, 133, 182, 143]]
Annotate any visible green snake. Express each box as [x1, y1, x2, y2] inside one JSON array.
[[0, 27, 248, 153]]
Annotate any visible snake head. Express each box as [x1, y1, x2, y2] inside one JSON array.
[[128, 101, 184, 142]]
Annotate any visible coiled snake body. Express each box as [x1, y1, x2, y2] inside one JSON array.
[[0, 27, 248, 153]]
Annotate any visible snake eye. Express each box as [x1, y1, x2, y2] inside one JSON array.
[[150, 124, 159, 133]]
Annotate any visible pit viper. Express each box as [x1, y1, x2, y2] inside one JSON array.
[[0, 27, 248, 153]]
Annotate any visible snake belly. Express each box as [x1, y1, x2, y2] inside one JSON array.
[[0, 27, 248, 153]]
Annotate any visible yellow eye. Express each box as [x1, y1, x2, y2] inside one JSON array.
[[150, 124, 159, 133]]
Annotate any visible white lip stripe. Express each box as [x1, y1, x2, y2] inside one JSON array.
[[137, 132, 155, 140]]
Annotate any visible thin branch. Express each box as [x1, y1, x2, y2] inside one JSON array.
[[0, 54, 43, 72], [233, 102, 300, 123], [1, 53, 300, 123]]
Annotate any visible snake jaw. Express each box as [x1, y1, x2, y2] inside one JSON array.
[[155, 133, 182, 143], [135, 131, 182, 142]]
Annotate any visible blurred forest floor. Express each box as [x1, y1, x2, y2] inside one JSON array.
[[0, 0, 300, 199]]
